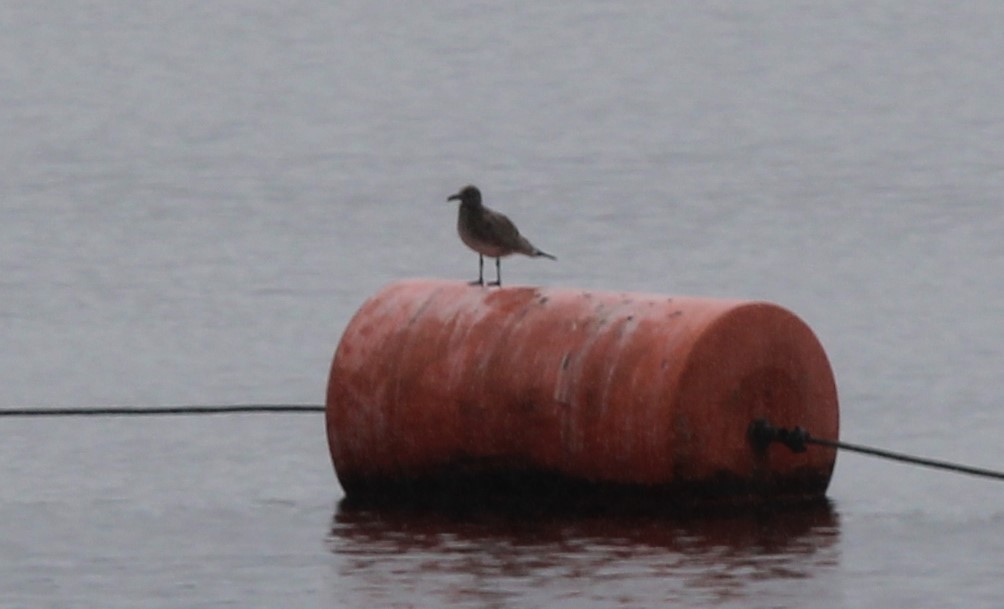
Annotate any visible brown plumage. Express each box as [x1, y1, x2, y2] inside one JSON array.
[[447, 185, 556, 286]]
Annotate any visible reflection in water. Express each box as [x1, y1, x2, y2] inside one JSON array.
[[327, 501, 840, 608]]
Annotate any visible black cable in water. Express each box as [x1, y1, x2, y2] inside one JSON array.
[[7, 409, 1002, 482], [806, 435, 1004, 481], [749, 418, 1004, 482], [0, 404, 325, 417]]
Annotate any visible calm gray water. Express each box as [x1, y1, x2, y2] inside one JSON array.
[[2, 2, 1003, 607]]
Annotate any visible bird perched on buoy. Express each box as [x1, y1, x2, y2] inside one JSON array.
[[447, 185, 556, 286]]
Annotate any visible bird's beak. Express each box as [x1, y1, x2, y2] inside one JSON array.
[[447, 193, 460, 202]]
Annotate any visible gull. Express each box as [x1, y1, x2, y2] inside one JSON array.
[[447, 185, 556, 286]]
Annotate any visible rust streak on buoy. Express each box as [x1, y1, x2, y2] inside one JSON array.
[[326, 280, 839, 508]]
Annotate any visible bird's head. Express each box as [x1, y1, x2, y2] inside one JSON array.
[[447, 185, 481, 206]]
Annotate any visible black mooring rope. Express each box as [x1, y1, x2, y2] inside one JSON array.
[[749, 418, 1004, 482], [3, 407, 1002, 482], [0, 404, 325, 417]]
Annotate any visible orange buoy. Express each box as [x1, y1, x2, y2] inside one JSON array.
[[326, 279, 838, 508]]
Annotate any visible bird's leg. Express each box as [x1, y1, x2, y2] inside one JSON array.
[[487, 257, 502, 287], [469, 254, 485, 286]]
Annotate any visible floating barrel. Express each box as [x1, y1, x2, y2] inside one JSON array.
[[326, 280, 838, 508]]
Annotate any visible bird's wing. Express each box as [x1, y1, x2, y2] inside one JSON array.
[[489, 211, 546, 256], [482, 210, 523, 244]]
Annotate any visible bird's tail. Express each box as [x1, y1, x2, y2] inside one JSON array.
[[534, 249, 557, 261]]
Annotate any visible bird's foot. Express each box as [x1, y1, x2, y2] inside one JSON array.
[[486, 280, 501, 287], [469, 279, 485, 286]]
